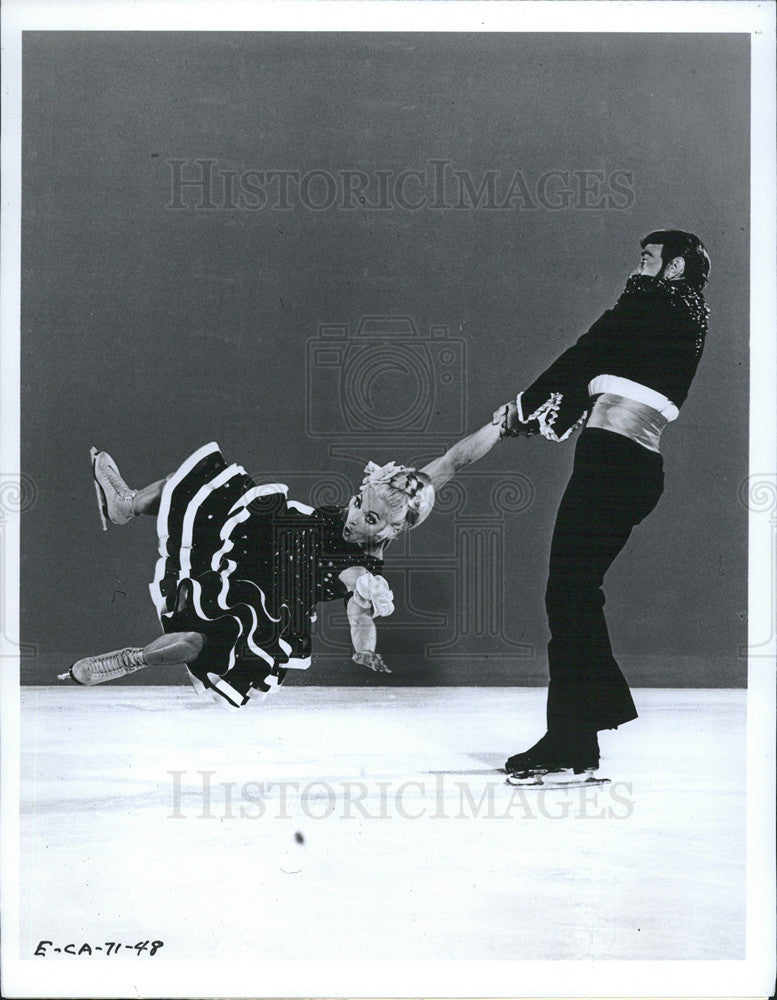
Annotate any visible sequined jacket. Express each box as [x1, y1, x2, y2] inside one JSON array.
[[517, 276, 709, 442]]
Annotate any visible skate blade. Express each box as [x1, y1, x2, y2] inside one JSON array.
[[505, 770, 546, 787], [506, 768, 611, 789], [90, 447, 108, 531], [532, 776, 611, 789]]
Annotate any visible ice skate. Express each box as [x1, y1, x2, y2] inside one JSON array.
[[505, 731, 599, 772], [504, 730, 604, 784], [58, 647, 147, 685], [91, 447, 136, 529]]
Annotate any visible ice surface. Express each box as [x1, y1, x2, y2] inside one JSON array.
[[19, 685, 745, 961]]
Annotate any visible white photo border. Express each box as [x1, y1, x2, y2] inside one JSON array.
[[1, 2, 774, 998]]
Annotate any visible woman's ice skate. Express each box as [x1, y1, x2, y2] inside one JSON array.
[[91, 447, 136, 529], [58, 647, 147, 685]]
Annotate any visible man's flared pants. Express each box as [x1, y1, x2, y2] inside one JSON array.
[[545, 428, 665, 735]]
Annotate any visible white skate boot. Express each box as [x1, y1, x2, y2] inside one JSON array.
[[58, 647, 147, 685], [91, 447, 137, 530]]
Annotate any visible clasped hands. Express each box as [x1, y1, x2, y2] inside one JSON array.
[[492, 400, 538, 438]]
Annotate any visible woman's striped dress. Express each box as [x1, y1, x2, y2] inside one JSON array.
[[149, 442, 383, 704]]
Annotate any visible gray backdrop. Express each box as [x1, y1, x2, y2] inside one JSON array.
[[21, 32, 749, 686]]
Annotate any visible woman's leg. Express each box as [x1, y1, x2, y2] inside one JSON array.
[[131, 476, 172, 517], [60, 631, 206, 685], [92, 446, 173, 525], [141, 631, 205, 664]]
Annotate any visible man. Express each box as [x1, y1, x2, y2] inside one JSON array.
[[496, 230, 710, 776]]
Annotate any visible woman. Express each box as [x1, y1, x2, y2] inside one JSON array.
[[60, 418, 503, 707]]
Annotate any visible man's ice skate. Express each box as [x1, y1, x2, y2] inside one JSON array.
[[91, 447, 136, 530], [58, 647, 147, 685], [504, 730, 609, 787]]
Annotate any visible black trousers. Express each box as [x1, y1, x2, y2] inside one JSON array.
[[545, 428, 664, 734]]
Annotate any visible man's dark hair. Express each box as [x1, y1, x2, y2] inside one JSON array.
[[641, 230, 710, 291]]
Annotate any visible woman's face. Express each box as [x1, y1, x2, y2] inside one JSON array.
[[343, 491, 396, 546]]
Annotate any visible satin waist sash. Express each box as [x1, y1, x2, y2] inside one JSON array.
[[586, 393, 668, 453]]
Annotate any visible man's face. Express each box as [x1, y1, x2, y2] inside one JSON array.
[[634, 243, 665, 278]]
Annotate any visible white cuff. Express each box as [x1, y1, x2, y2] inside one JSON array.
[[354, 573, 395, 618]]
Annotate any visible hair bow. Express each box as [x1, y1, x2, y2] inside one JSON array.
[[360, 461, 407, 491]]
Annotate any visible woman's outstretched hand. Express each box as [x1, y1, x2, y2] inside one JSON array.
[[352, 650, 392, 674]]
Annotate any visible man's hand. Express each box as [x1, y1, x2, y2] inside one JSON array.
[[352, 650, 391, 674]]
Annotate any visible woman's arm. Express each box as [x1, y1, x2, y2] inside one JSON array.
[[346, 597, 391, 673], [420, 419, 502, 492], [339, 567, 392, 673], [346, 595, 377, 654]]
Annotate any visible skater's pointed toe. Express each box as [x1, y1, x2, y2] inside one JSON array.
[[69, 660, 91, 685], [504, 731, 558, 772]]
